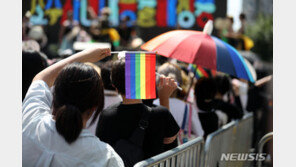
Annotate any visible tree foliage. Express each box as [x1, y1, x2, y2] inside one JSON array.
[[246, 13, 273, 62]]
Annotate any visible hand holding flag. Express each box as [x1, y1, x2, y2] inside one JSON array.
[[113, 51, 182, 99], [157, 74, 178, 100]]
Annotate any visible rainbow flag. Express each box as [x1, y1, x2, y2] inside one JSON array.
[[188, 64, 215, 79], [125, 53, 156, 99]]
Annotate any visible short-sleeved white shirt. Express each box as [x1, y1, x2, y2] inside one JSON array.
[[22, 80, 124, 167]]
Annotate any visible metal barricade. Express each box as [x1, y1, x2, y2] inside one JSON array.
[[203, 121, 237, 167], [134, 113, 254, 167], [257, 132, 273, 167], [232, 113, 254, 167], [134, 137, 204, 167], [233, 113, 253, 153], [203, 113, 254, 167]]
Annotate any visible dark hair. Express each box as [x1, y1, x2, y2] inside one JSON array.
[[214, 75, 231, 95], [101, 61, 115, 90], [227, 16, 234, 23], [100, 16, 110, 29], [22, 51, 48, 100], [239, 13, 246, 20], [111, 59, 125, 94], [194, 77, 217, 109], [52, 63, 104, 144]]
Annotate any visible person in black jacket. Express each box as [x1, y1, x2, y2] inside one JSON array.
[[194, 77, 219, 138], [213, 75, 244, 122]]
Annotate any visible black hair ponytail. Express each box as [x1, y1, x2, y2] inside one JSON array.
[[52, 63, 104, 144], [55, 105, 83, 144]]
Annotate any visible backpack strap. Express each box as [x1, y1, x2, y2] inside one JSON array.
[[181, 104, 188, 131], [129, 105, 151, 147], [178, 104, 189, 144], [188, 103, 193, 138]]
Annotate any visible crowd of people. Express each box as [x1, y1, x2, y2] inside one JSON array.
[[22, 47, 257, 166], [22, 7, 271, 167], [22, 7, 143, 60]]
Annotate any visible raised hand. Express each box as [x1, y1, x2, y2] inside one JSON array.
[[157, 75, 178, 110]]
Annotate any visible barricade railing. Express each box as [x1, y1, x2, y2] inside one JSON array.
[[257, 132, 273, 167], [232, 113, 254, 167], [134, 113, 254, 167], [134, 137, 204, 167], [233, 113, 254, 154], [203, 113, 254, 167], [202, 121, 237, 167]]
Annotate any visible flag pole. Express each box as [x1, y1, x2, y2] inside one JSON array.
[[110, 51, 157, 54]]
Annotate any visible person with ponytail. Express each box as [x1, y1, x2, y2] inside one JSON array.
[[22, 48, 124, 167]]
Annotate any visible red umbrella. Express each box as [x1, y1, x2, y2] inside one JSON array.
[[142, 30, 217, 70], [141, 21, 255, 82]]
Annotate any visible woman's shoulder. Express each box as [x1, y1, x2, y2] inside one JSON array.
[[80, 135, 124, 165], [77, 131, 113, 153]]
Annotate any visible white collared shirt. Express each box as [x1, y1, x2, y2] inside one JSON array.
[[22, 80, 124, 167]]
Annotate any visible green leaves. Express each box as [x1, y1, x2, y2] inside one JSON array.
[[246, 13, 273, 62]]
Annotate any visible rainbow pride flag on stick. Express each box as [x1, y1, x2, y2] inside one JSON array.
[[125, 53, 156, 99], [188, 64, 216, 79]]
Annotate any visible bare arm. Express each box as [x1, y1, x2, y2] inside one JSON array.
[[33, 48, 111, 87], [163, 134, 178, 144], [157, 76, 178, 110]]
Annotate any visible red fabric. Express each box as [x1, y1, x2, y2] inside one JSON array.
[[154, 31, 199, 64], [142, 30, 217, 70], [89, 0, 99, 15], [146, 54, 156, 99], [156, 0, 167, 27], [118, 3, 137, 14], [190, 0, 195, 12], [196, 12, 214, 28], [211, 69, 216, 76], [192, 35, 217, 70], [145, 54, 151, 98], [60, 0, 72, 24], [145, 54, 156, 99]]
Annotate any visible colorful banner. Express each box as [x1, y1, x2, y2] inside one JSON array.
[[25, 0, 221, 28]]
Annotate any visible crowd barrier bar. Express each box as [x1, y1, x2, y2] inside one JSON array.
[[232, 113, 254, 167], [202, 113, 254, 167], [134, 137, 204, 167], [134, 113, 254, 167], [257, 132, 273, 167], [202, 121, 237, 167]]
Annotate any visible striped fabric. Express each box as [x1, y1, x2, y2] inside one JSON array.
[[125, 53, 156, 99]]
